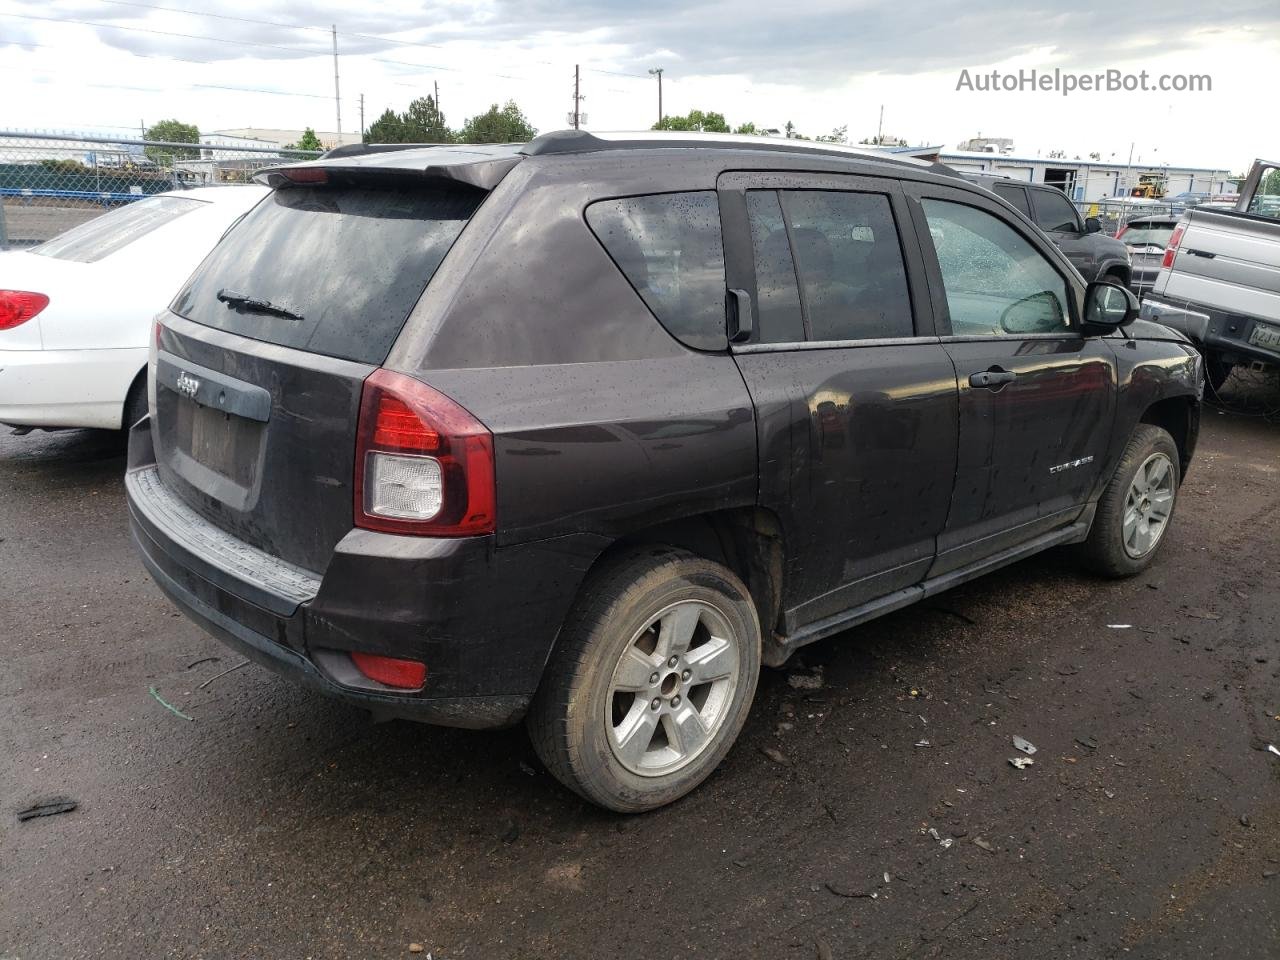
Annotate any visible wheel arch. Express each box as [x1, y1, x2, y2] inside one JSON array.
[[1139, 394, 1198, 477], [584, 507, 790, 666]]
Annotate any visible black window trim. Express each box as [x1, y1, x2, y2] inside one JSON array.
[[902, 181, 1085, 340], [716, 169, 938, 352], [992, 181, 1032, 217]]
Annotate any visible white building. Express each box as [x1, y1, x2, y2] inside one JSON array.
[[884, 145, 1235, 201]]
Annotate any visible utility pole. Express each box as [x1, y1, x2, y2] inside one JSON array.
[[434, 80, 439, 115], [331, 25, 342, 141], [359, 93, 365, 140], [573, 65, 582, 130], [648, 67, 664, 125], [876, 105, 884, 144]]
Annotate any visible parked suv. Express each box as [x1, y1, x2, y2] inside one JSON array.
[[126, 131, 1201, 812], [963, 174, 1133, 288]]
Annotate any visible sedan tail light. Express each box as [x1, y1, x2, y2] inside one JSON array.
[[0, 290, 49, 330], [349, 652, 427, 690], [354, 369, 496, 536]]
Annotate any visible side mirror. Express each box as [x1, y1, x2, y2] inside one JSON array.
[[1083, 280, 1139, 333], [1084, 216, 1103, 234], [999, 290, 1066, 335]]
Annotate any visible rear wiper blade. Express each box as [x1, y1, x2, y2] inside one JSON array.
[[216, 288, 303, 322]]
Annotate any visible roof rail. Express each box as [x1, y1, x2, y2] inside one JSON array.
[[521, 129, 953, 174]]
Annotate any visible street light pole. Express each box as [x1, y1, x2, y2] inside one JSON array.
[[648, 67, 664, 125]]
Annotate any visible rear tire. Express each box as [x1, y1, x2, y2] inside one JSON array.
[[122, 372, 147, 431], [527, 548, 761, 813], [1081, 425, 1180, 578]]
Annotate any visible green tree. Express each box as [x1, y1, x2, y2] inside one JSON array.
[[1260, 167, 1280, 197], [783, 121, 810, 140], [143, 119, 200, 164], [403, 96, 452, 143], [458, 101, 537, 143], [653, 109, 730, 133], [284, 127, 324, 153], [815, 124, 849, 144], [732, 121, 767, 136], [365, 108, 409, 144]]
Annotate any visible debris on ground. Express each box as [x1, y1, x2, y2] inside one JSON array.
[[759, 746, 791, 766], [1013, 735, 1037, 755], [914, 739, 932, 748], [1184, 608, 1222, 621], [407, 944, 425, 955], [973, 838, 995, 853], [148, 686, 194, 722], [815, 936, 834, 960], [1104, 789, 1116, 799], [17, 796, 78, 822], [1107, 624, 1132, 629], [518, 760, 537, 776], [1009, 757, 1034, 770], [824, 881, 876, 899], [787, 666, 824, 691], [185, 656, 220, 669], [196, 657, 250, 690], [1268, 744, 1280, 758], [926, 827, 954, 849], [1075, 735, 1100, 751]]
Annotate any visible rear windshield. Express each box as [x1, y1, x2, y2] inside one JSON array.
[[1121, 224, 1177, 248], [34, 195, 205, 263], [172, 183, 482, 364]]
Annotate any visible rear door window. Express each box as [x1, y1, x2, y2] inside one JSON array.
[[744, 190, 806, 343], [585, 191, 727, 351], [1030, 188, 1081, 232], [782, 190, 914, 341], [34, 195, 206, 263], [993, 183, 1031, 217], [172, 184, 482, 365]]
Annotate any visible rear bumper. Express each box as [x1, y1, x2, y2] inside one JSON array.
[[1140, 297, 1280, 367], [0, 346, 145, 429], [126, 417, 599, 728]]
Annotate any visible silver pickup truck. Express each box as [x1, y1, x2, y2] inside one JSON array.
[[1141, 159, 1280, 389]]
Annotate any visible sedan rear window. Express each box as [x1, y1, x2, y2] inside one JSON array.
[[586, 191, 727, 351], [1120, 224, 1177, 248], [172, 184, 482, 365], [34, 195, 205, 263]]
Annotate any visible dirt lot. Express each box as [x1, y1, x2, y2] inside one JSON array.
[[2, 395, 1278, 959]]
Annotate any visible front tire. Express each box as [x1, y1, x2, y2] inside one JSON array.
[[1081, 425, 1180, 577], [527, 548, 761, 813]]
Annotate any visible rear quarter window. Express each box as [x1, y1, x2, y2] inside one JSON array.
[[586, 191, 727, 351], [34, 195, 206, 263], [171, 183, 482, 365]]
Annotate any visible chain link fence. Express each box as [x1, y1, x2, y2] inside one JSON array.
[[0, 131, 321, 249], [1073, 197, 1242, 236]]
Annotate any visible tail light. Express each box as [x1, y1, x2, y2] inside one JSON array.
[[1161, 224, 1185, 269], [0, 290, 49, 330], [349, 652, 427, 690], [354, 368, 496, 536]]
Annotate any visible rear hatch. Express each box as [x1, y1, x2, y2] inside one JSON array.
[[152, 171, 487, 573]]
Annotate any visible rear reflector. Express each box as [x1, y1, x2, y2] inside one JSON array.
[[349, 652, 427, 690], [0, 290, 50, 330], [354, 369, 496, 536]]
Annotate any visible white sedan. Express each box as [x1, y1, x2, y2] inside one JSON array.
[[0, 185, 268, 431]]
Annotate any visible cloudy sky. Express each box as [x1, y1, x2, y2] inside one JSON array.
[[1, 0, 1276, 170]]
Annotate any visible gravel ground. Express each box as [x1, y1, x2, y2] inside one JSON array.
[[1, 393, 1277, 959]]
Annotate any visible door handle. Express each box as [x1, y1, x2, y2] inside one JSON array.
[[728, 288, 753, 343], [969, 367, 1017, 389]]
